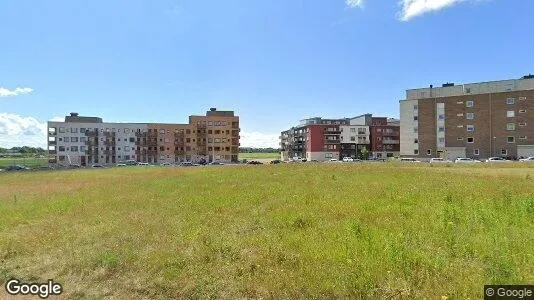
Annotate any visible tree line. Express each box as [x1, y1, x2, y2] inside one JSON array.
[[0, 146, 46, 155], [239, 147, 281, 153]]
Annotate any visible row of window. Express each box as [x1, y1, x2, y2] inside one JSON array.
[[195, 121, 229, 127], [415, 148, 514, 156], [57, 146, 134, 152], [413, 109, 525, 122], [413, 122, 527, 133], [414, 136, 527, 145]]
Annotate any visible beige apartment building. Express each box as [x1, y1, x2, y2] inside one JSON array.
[[47, 108, 240, 166], [400, 75, 534, 160]]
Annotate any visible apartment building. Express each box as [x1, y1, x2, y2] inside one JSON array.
[[400, 75, 534, 160], [47, 108, 240, 166], [280, 114, 400, 161]]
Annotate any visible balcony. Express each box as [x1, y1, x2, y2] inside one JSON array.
[[324, 139, 340, 144], [382, 132, 400, 137], [86, 131, 98, 137], [383, 139, 400, 144]]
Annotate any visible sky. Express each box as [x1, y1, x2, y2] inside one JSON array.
[[1, 0, 533, 148]]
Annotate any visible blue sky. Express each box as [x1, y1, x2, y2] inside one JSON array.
[[1, 0, 532, 148]]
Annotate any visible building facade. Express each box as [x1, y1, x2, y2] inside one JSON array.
[[47, 108, 240, 166], [400, 75, 534, 160], [280, 114, 400, 161]]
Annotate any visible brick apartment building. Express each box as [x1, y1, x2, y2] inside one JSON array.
[[280, 114, 400, 161], [400, 75, 534, 160], [47, 108, 240, 166]]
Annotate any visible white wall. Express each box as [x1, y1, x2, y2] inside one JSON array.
[[400, 100, 419, 156], [307, 151, 340, 161]]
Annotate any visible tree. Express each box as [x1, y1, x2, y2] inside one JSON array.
[[360, 146, 369, 160]]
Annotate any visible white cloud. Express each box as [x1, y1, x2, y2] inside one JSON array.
[[345, 0, 364, 8], [0, 87, 34, 97], [240, 132, 280, 149], [0, 113, 49, 148], [398, 0, 468, 21]]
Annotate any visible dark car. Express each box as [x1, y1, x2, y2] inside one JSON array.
[[248, 161, 263, 165], [270, 159, 282, 164], [6, 165, 31, 171], [91, 164, 105, 168], [68, 164, 82, 169]]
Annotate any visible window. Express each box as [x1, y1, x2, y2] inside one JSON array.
[[59, 127, 65, 133], [506, 98, 515, 104], [413, 116, 418, 121], [474, 149, 479, 156], [466, 113, 474, 120], [80, 146, 86, 152], [438, 138, 445, 143], [519, 122, 527, 127], [438, 114, 445, 120], [350, 136, 356, 142], [519, 136, 527, 140], [457, 125, 464, 128], [71, 128, 78, 133], [501, 149, 508, 155], [507, 136, 515, 143], [159, 129, 165, 134], [507, 123, 515, 131], [80, 128, 86, 133], [58, 146, 65, 152], [208, 138, 213, 143], [125, 128, 130, 133], [215, 138, 221, 143], [71, 137, 78, 142], [466, 100, 474, 107], [457, 137, 463, 141], [457, 113, 464, 117], [413, 104, 418, 110], [325, 153, 333, 159], [438, 126, 445, 132], [465, 88, 471, 94], [414, 138, 418, 144], [457, 101, 464, 104], [437, 103, 445, 109], [208, 121, 213, 126], [467, 137, 474, 143], [507, 111, 515, 118], [350, 128, 356, 133], [466, 125, 475, 132], [519, 109, 526, 114], [426, 149, 432, 156], [413, 127, 418, 133], [222, 121, 227, 126], [519, 96, 527, 101], [414, 149, 419, 155], [80, 137, 86, 142], [70, 146, 78, 152], [125, 146, 130, 151]]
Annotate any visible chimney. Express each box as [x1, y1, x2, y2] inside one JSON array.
[[70, 112, 79, 117], [210, 108, 216, 111]]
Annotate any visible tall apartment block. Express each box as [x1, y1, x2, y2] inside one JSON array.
[[400, 75, 534, 159], [47, 108, 240, 166], [280, 114, 400, 161]]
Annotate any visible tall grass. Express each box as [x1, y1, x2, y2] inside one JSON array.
[[1, 164, 533, 298]]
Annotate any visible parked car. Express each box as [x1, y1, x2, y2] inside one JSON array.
[[399, 158, 421, 163], [429, 158, 452, 164], [68, 164, 81, 169], [485, 157, 512, 163], [519, 156, 534, 162], [124, 160, 138, 166], [160, 162, 173, 166], [328, 158, 339, 162], [116, 163, 127, 167], [6, 165, 30, 171], [247, 161, 263, 165], [454, 158, 482, 164], [180, 162, 195, 167], [342, 157, 354, 162], [91, 164, 105, 168], [270, 159, 282, 164], [209, 162, 225, 165], [137, 162, 149, 166]]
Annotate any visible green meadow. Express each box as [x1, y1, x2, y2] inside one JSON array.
[[238, 152, 280, 160], [1, 163, 534, 299]]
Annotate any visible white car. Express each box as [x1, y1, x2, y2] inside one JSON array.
[[137, 162, 149, 166], [455, 158, 481, 164], [399, 158, 421, 162], [485, 157, 512, 163], [342, 157, 354, 162], [519, 157, 534, 162], [429, 158, 452, 164], [327, 158, 339, 162]]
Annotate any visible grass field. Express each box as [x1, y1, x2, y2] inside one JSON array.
[[238, 152, 280, 160], [0, 157, 48, 169], [1, 163, 534, 299]]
